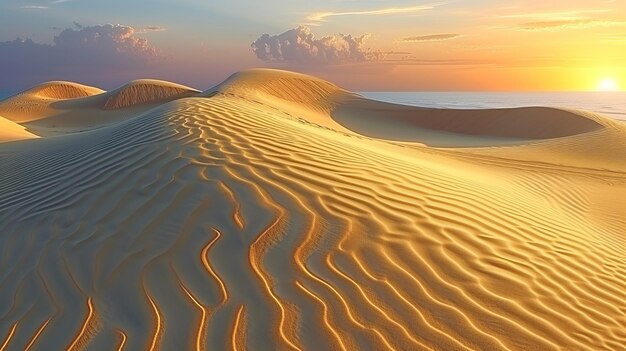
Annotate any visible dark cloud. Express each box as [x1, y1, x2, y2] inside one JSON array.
[[401, 34, 461, 42], [251, 26, 383, 65], [0, 24, 160, 89]]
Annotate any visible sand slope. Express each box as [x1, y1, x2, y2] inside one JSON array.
[[17, 81, 104, 100], [332, 96, 605, 147], [103, 79, 199, 110], [0, 116, 38, 143], [203, 69, 354, 130], [0, 70, 624, 350], [0, 81, 104, 123], [0, 80, 199, 137]]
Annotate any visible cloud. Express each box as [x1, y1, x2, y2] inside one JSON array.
[[307, 5, 436, 23], [51, 24, 158, 60], [384, 51, 413, 55], [502, 9, 610, 20], [20, 0, 73, 9], [600, 33, 626, 41], [519, 19, 626, 31], [251, 26, 383, 65], [140, 26, 168, 33], [0, 24, 160, 88], [384, 58, 497, 66], [402, 34, 461, 42]]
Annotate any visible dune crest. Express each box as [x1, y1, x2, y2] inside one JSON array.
[[203, 69, 353, 129], [332, 98, 605, 146], [0, 80, 199, 132], [0, 82, 104, 123], [207, 69, 607, 147], [103, 79, 199, 110], [20, 81, 104, 100], [0, 69, 625, 350]]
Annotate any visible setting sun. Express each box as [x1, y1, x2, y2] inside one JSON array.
[[597, 78, 620, 92]]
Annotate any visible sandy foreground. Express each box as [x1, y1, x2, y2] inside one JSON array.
[[0, 69, 624, 350]]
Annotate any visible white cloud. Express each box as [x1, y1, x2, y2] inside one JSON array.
[[0, 24, 160, 87], [251, 26, 383, 65], [51, 24, 158, 60], [139, 26, 168, 33], [402, 33, 461, 42], [20, 0, 73, 8], [519, 19, 626, 31], [307, 4, 436, 23]]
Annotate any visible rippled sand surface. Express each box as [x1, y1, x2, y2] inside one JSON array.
[[1, 69, 625, 350]]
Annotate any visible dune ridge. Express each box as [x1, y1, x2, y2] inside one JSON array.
[[207, 69, 346, 108], [0, 69, 624, 350], [0, 80, 199, 135], [0, 82, 104, 123], [207, 69, 607, 146], [20, 81, 104, 100], [103, 79, 199, 110], [332, 98, 605, 145]]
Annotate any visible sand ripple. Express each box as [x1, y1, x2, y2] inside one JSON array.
[[1, 73, 625, 350]]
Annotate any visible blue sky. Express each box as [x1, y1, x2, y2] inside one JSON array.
[[1, 0, 626, 91]]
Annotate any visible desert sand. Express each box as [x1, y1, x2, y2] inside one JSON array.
[[0, 116, 38, 143], [0, 69, 624, 350]]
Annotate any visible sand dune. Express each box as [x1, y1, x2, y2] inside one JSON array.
[[0, 80, 199, 137], [332, 96, 605, 147], [0, 82, 104, 123], [20, 81, 104, 100], [203, 69, 354, 130], [0, 116, 37, 143], [103, 79, 199, 110], [0, 69, 624, 350]]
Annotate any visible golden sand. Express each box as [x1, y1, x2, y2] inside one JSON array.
[[0, 69, 624, 350]]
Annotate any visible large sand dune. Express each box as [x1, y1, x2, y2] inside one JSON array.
[[0, 69, 624, 350]]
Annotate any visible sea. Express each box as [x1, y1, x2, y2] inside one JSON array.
[[360, 92, 626, 122], [1, 90, 625, 122]]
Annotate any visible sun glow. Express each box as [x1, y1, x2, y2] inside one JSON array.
[[597, 78, 619, 92]]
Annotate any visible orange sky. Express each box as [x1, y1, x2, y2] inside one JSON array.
[[304, 1, 626, 91], [2, 0, 626, 91]]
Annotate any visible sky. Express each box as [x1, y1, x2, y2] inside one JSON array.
[[1, 0, 626, 92]]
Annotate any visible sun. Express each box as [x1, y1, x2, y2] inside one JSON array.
[[597, 78, 619, 91]]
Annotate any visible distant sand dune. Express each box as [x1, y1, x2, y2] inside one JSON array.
[[332, 97, 605, 146], [26, 81, 105, 99], [0, 81, 103, 123], [0, 69, 624, 350], [103, 79, 199, 110], [0, 80, 199, 136]]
